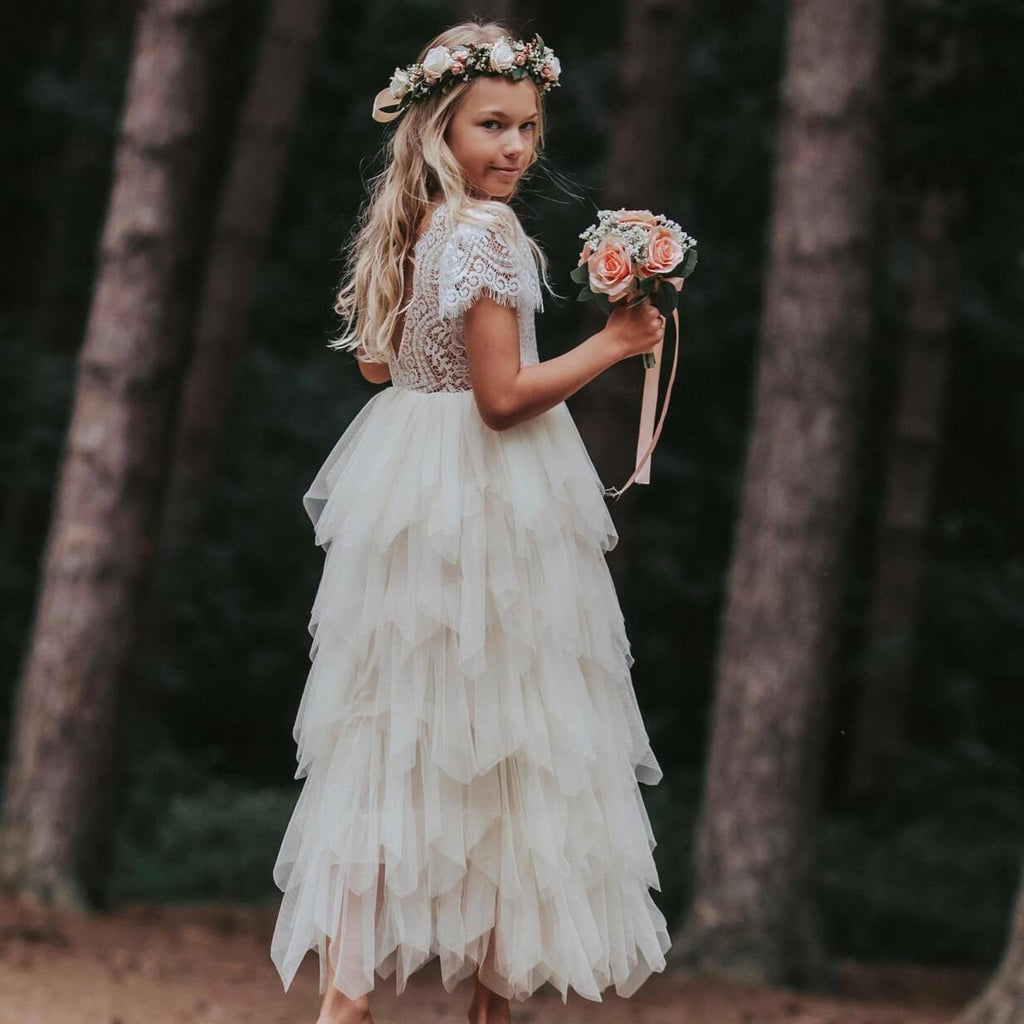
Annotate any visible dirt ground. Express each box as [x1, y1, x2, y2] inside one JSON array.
[[0, 899, 987, 1024]]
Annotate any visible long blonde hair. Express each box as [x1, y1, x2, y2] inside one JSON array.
[[330, 20, 556, 363]]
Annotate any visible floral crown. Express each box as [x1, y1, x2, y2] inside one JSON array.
[[371, 33, 561, 123]]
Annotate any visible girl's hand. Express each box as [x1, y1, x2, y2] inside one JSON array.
[[603, 295, 666, 363]]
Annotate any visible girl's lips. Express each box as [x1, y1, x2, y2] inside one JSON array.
[[491, 167, 520, 176]]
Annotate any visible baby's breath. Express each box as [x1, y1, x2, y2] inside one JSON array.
[[579, 209, 697, 261]]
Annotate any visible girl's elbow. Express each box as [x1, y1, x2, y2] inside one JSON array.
[[477, 395, 515, 431], [358, 361, 391, 384]]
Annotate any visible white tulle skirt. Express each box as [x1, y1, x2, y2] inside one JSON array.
[[270, 383, 671, 1003]]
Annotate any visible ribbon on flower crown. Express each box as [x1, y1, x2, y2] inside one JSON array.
[[603, 296, 681, 501]]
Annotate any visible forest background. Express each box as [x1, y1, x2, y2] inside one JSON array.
[[1, 0, 1022, 1013]]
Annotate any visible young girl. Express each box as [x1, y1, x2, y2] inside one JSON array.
[[270, 21, 671, 1024]]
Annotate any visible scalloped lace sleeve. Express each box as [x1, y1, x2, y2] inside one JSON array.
[[437, 218, 525, 320]]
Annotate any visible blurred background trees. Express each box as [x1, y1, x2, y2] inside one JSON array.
[[0, 0, 1022, 999]]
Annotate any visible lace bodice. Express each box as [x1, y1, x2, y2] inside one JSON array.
[[389, 202, 545, 393]]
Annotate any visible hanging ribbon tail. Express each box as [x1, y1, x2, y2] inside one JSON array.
[[604, 305, 680, 501], [635, 340, 662, 486], [372, 86, 405, 123]]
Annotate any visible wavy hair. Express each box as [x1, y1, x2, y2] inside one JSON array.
[[329, 20, 556, 363]]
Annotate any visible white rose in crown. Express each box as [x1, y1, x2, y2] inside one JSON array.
[[489, 39, 516, 72], [388, 67, 412, 99], [421, 45, 453, 81], [545, 55, 561, 81]]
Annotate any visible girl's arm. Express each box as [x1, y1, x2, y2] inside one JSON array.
[[463, 296, 662, 431], [356, 342, 391, 384], [358, 359, 391, 384]]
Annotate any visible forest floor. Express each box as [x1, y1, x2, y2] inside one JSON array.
[[0, 898, 986, 1024]]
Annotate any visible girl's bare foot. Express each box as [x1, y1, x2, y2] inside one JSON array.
[[468, 934, 511, 1024], [316, 989, 372, 1024], [467, 982, 511, 1024]]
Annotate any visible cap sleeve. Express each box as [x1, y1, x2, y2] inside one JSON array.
[[437, 217, 524, 320]]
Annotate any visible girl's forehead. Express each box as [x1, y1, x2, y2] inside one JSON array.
[[459, 77, 540, 117]]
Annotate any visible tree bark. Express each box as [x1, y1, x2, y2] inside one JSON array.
[[159, 0, 327, 551], [0, 0, 228, 907], [0, 0, 137, 571], [669, 0, 885, 985], [567, 0, 691, 583], [29, 0, 138, 357], [847, 186, 958, 798], [957, 856, 1024, 1024], [846, 0, 962, 800]]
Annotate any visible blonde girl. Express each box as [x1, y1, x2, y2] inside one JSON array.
[[271, 20, 670, 1024]]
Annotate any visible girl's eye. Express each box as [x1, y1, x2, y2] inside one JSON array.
[[482, 120, 537, 131]]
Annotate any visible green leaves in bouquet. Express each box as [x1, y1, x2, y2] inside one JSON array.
[[624, 275, 659, 307], [570, 263, 589, 285], [654, 280, 680, 318], [673, 247, 698, 277]]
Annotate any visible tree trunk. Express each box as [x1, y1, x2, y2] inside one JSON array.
[[847, 186, 958, 798], [159, 0, 327, 551], [669, 0, 885, 986], [846, 0, 962, 800], [0, 0, 228, 908], [568, 0, 691, 583], [0, 0, 137, 571], [29, 0, 138, 357], [957, 856, 1024, 1024]]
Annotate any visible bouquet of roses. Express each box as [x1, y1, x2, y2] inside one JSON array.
[[572, 209, 697, 368], [571, 208, 698, 497]]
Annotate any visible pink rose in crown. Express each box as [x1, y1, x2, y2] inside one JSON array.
[[587, 236, 637, 303], [638, 224, 685, 278]]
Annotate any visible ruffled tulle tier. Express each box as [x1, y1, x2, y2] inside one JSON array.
[[271, 384, 670, 1003]]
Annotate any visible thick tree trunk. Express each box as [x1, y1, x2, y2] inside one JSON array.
[[30, 0, 138, 357], [669, 0, 885, 985], [847, 186, 957, 798], [0, 0, 228, 907], [160, 0, 327, 550], [568, 0, 691, 582], [957, 856, 1024, 1024], [846, 0, 961, 799], [0, 0, 136, 570]]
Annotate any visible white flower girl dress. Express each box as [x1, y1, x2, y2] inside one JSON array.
[[270, 200, 671, 1003]]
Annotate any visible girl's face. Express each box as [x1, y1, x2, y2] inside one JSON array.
[[445, 77, 539, 200]]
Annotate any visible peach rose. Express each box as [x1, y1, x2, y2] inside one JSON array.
[[616, 208, 658, 227], [587, 236, 636, 302], [638, 225, 684, 278]]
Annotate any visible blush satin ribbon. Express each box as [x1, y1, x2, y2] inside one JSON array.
[[603, 303, 680, 501]]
